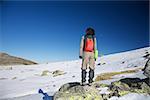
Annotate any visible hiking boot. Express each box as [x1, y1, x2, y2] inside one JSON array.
[[88, 82, 92, 86], [88, 80, 94, 86], [81, 82, 87, 86]]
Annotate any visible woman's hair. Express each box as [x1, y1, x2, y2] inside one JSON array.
[[86, 27, 95, 35]]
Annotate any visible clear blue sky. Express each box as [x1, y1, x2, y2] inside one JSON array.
[[0, 1, 149, 63]]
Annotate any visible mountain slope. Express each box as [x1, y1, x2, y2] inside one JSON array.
[[0, 47, 149, 100], [0, 53, 37, 65]]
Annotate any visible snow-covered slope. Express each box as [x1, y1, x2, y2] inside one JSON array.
[[0, 47, 149, 100]]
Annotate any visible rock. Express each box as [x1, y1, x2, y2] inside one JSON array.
[[143, 54, 150, 59], [52, 70, 66, 77], [140, 82, 150, 94], [0, 78, 7, 80], [110, 81, 130, 91], [54, 78, 150, 100], [101, 94, 110, 100], [41, 70, 66, 77], [143, 59, 150, 85], [109, 80, 130, 97], [109, 78, 150, 97], [93, 83, 109, 88], [41, 70, 51, 76], [97, 63, 101, 66], [121, 61, 125, 64], [119, 78, 142, 87], [143, 59, 150, 77], [12, 77, 17, 80], [54, 82, 103, 100], [97, 63, 106, 66]]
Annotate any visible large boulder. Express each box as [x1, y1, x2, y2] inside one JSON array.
[[54, 82, 103, 100], [143, 59, 150, 78], [53, 78, 150, 100], [109, 78, 150, 97], [143, 58, 150, 85]]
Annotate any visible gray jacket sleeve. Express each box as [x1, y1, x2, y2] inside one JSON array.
[[79, 36, 84, 57]]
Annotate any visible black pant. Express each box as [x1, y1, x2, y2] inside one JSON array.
[[89, 69, 94, 83], [81, 68, 94, 83]]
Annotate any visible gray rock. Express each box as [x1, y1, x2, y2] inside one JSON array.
[[109, 78, 150, 97], [54, 82, 103, 100], [52, 70, 66, 77], [143, 59, 150, 78], [143, 59, 150, 85]]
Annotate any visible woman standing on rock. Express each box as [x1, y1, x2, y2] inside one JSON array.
[[79, 27, 98, 85]]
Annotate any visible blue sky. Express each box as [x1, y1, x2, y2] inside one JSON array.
[[0, 1, 149, 63]]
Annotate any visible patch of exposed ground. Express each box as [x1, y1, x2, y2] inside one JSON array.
[[95, 68, 142, 82]]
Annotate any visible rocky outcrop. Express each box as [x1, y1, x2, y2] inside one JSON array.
[[108, 78, 150, 97], [143, 54, 150, 85], [52, 70, 67, 77], [98, 78, 150, 100], [41, 70, 66, 77], [54, 78, 150, 100], [143, 59, 150, 78], [0, 52, 37, 65], [54, 82, 103, 100]]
